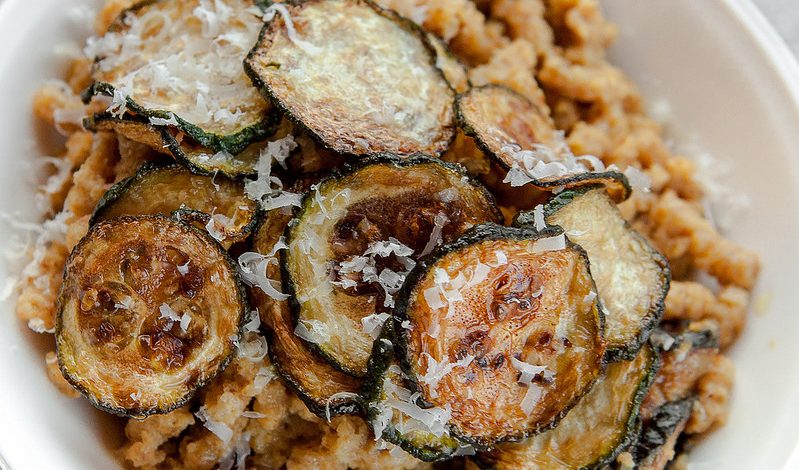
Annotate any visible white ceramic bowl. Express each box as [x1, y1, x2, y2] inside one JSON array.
[[1, 0, 798, 468]]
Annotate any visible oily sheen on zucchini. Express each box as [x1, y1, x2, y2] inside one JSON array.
[[283, 156, 501, 377], [91, 162, 259, 247], [395, 224, 605, 447], [521, 185, 670, 361], [56, 216, 245, 417], [363, 327, 472, 461], [245, 0, 455, 156], [455, 85, 630, 201], [477, 345, 659, 469], [250, 205, 362, 418], [87, 0, 273, 154]]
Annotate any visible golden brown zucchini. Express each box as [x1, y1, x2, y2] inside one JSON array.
[[394, 224, 605, 447], [283, 155, 501, 377], [86, 0, 274, 154], [91, 162, 259, 247], [56, 216, 245, 417], [477, 345, 659, 469], [427, 33, 470, 93], [249, 201, 362, 418], [244, 0, 456, 156], [455, 85, 630, 201], [518, 185, 670, 361]]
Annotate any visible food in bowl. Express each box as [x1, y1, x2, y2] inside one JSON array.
[[11, 0, 760, 468]]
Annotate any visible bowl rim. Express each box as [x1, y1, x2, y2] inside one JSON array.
[[1, 0, 799, 468]]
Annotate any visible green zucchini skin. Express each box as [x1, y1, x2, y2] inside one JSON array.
[[361, 325, 470, 461], [454, 85, 631, 202], [244, 0, 456, 157], [86, 82, 276, 156], [521, 184, 670, 362], [84, 112, 281, 179], [393, 223, 606, 448], [280, 154, 503, 377], [632, 399, 693, 470], [475, 345, 660, 470], [56, 215, 247, 418]]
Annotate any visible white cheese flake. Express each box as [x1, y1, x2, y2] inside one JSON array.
[[361, 312, 391, 339], [419, 353, 474, 398], [195, 406, 234, 443], [294, 319, 331, 344], [531, 233, 566, 253], [532, 204, 546, 231]]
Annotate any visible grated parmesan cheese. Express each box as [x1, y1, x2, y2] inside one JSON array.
[[361, 312, 391, 340], [195, 406, 234, 443], [419, 353, 474, 398], [532, 204, 546, 231], [419, 212, 448, 257], [530, 233, 566, 253], [511, 357, 554, 415], [294, 319, 331, 344]]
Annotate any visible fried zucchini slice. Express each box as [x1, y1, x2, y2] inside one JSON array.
[[633, 399, 693, 470], [91, 162, 259, 247], [394, 224, 605, 447], [455, 85, 630, 201], [87, 0, 273, 154], [85, 109, 276, 178], [476, 345, 659, 469], [283, 156, 501, 377], [427, 33, 470, 93], [56, 216, 245, 417], [363, 329, 473, 461], [518, 185, 670, 361], [244, 0, 456, 156], [250, 205, 362, 418]]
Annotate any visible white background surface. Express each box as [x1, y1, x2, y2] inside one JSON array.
[[754, 0, 799, 56]]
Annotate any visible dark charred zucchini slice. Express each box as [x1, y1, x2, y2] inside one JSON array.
[[455, 85, 630, 201], [91, 162, 259, 247], [476, 345, 659, 469], [283, 156, 501, 377], [56, 216, 245, 417], [85, 112, 278, 178], [633, 399, 693, 470], [362, 329, 473, 461], [244, 0, 456, 156], [394, 224, 605, 447], [427, 33, 470, 93], [86, 0, 273, 155], [250, 205, 362, 418], [520, 185, 670, 361]]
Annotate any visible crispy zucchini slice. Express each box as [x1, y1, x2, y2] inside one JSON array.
[[56, 216, 245, 417], [244, 0, 456, 156], [455, 85, 630, 201], [87, 0, 273, 154], [427, 33, 470, 93], [633, 399, 693, 470], [283, 155, 501, 377], [250, 205, 362, 418], [363, 329, 473, 461], [85, 111, 277, 178], [519, 185, 670, 361], [394, 224, 605, 447], [91, 162, 259, 247], [476, 345, 659, 469]]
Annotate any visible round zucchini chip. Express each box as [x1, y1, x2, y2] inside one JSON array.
[[394, 224, 605, 447], [427, 32, 470, 93], [283, 155, 502, 377], [87, 0, 273, 154], [363, 329, 474, 462], [476, 345, 659, 469], [91, 162, 259, 247], [455, 85, 631, 201], [56, 216, 245, 417], [244, 0, 456, 156], [519, 185, 670, 361], [250, 206, 362, 418]]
